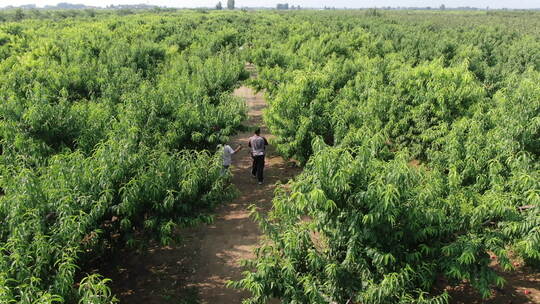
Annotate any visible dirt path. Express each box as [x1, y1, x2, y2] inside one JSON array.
[[177, 85, 300, 303], [102, 74, 300, 304], [446, 264, 540, 304]]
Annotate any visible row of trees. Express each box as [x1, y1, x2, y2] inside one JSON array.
[[234, 10, 540, 303], [0, 7, 174, 22], [0, 11, 251, 303]]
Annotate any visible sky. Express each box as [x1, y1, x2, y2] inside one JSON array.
[[1, 0, 539, 9]]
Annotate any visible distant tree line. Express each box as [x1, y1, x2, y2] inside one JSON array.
[[276, 3, 301, 10], [0, 6, 175, 22], [215, 1, 234, 10], [1, 2, 160, 10]]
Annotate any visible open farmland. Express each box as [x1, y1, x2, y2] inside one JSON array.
[[0, 8, 539, 304]]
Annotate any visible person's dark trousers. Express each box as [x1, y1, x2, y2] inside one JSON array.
[[251, 156, 257, 177], [251, 155, 265, 182]]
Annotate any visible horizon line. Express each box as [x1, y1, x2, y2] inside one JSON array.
[[3, 4, 540, 10]]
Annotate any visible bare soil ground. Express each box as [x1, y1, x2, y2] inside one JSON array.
[[446, 263, 540, 304], [100, 81, 300, 303]]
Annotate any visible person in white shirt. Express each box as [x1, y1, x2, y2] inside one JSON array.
[[222, 143, 242, 175], [248, 128, 269, 185]]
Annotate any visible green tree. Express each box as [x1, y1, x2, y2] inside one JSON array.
[[227, 0, 235, 9], [84, 8, 96, 17], [216, 1, 223, 10], [14, 8, 24, 21]]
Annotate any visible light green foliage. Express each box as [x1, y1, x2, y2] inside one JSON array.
[[234, 9, 540, 304], [0, 11, 248, 303], [1, 9, 540, 303], [233, 139, 506, 303]]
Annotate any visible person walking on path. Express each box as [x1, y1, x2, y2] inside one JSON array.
[[222, 143, 242, 175], [248, 128, 268, 185]]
